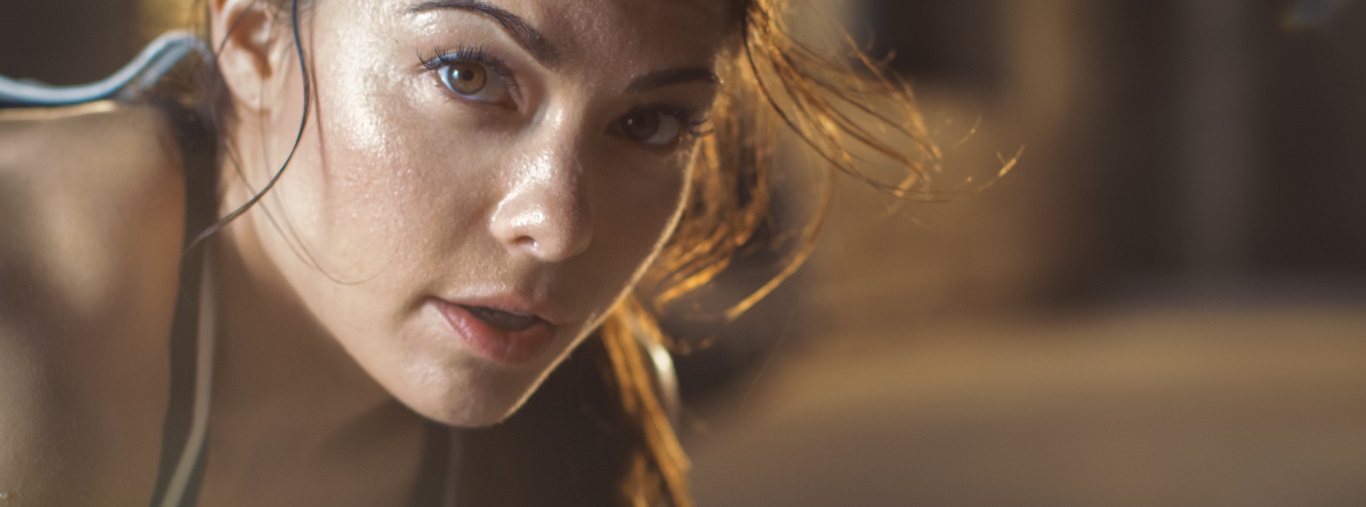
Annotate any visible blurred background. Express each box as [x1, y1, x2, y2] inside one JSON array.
[[3, 0, 1364, 505], [685, 1, 1366, 505]]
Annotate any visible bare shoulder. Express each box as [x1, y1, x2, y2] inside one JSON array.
[[0, 101, 186, 322], [0, 102, 185, 504], [0, 101, 186, 202]]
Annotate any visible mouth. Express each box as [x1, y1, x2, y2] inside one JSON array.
[[433, 299, 560, 365], [460, 304, 545, 332]]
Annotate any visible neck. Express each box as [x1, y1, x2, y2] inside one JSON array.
[[206, 218, 422, 464]]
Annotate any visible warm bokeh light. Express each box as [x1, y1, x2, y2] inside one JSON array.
[[138, 0, 196, 43]]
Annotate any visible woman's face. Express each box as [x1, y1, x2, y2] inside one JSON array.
[[225, 0, 730, 425]]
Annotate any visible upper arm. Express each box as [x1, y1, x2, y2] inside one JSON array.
[[0, 102, 186, 320], [0, 103, 187, 504], [0, 109, 73, 504], [0, 321, 86, 506]]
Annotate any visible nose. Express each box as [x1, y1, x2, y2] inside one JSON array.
[[488, 140, 594, 262]]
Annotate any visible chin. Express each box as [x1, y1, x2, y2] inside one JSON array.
[[423, 398, 522, 428], [397, 365, 545, 428]]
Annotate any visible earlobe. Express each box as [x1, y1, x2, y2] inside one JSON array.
[[210, 0, 279, 112]]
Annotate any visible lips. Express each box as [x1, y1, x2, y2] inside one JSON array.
[[435, 299, 559, 365], [461, 305, 542, 332]]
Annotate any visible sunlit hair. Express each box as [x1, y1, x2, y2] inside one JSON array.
[[619, 0, 944, 504], [161, 0, 942, 504]]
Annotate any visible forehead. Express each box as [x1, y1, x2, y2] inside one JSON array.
[[536, 0, 731, 70], [388, 0, 734, 67]]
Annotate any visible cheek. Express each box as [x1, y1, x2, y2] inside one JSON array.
[[292, 64, 465, 274], [593, 160, 692, 277], [618, 175, 688, 244]]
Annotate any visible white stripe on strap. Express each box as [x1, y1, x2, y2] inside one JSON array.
[[159, 253, 217, 507]]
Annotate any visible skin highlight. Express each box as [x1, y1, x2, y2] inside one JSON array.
[[212, 0, 728, 427], [195, 0, 730, 502]]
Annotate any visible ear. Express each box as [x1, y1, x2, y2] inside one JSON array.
[[210, 0, 283, 112]]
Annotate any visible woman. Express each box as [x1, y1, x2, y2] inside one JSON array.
[[0, 0, 934, 505]]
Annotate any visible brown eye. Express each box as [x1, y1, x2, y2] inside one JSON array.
[[443, 61, 486, 94], [436, 60, 509, 103], [615, 109, 683, 146]]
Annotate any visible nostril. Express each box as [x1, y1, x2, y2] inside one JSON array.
[[512, 235, 536, 250]]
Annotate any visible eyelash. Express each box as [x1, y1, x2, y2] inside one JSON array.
[[418, 45, 516, 90], [643, 104, 712, 141], [417, 46, 712, 146]]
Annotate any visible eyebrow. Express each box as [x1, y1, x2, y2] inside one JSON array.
[[409, 0, 562, 67], [409, 0, 719, 93], [626, 67, 720, 93]]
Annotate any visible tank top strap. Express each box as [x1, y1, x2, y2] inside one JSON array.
[[0, 31, 208, 108]]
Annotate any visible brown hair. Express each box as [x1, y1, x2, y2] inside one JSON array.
[[615, 0, 941, 504], [176, 0, 940, 504]]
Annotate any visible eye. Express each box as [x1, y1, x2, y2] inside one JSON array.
[[613, 108, 698, 147], [421, 47, 514, 105], [436, 60, 510, 103]]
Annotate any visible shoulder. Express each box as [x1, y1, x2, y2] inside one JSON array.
[[0, 101, 187, 322], [0, 101, 185, 201], [0, 100, 187, 231], [0, 102, 185, 504]]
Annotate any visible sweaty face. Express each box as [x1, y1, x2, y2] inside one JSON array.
[[233, 0, 730, 425]]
